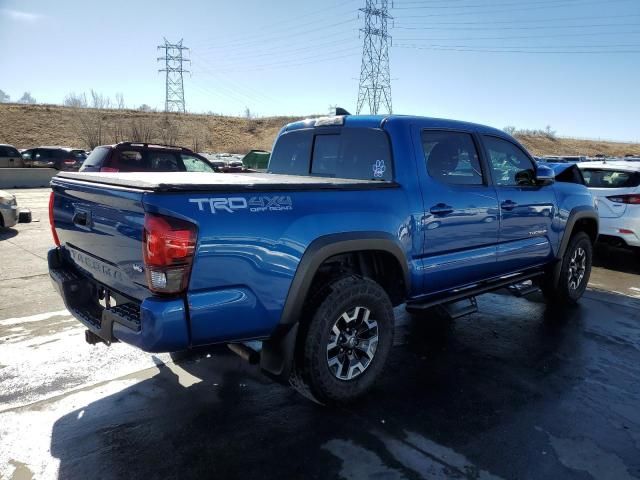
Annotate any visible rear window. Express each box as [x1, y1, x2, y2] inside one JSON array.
[[269, 128, 393, 181], [582, 169, 640, 188], [81, 147, 111, 169], [0, 146, 20, 157]]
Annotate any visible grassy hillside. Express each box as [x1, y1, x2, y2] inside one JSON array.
[[1, 103, 638, 157]]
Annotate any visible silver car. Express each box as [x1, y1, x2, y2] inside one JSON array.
[[0, 190, 31, 229]]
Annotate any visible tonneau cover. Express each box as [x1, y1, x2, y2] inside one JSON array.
[[54, 171, 396, 192]]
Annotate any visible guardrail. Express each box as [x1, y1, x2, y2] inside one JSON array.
[[0, 168, 57, 189]]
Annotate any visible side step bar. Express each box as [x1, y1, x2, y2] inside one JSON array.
[[406, 271, 543, 313]]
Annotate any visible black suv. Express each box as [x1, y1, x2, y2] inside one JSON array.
[[80, 143, 214, 173], [21, 147, 86, 170]]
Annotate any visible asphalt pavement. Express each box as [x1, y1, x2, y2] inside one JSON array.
[[1, 188, 639, 480]]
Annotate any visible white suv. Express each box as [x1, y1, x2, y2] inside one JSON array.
[[578, 161, 640, 251]]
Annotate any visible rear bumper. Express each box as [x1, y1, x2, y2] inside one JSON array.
[[48, 248, 190, 352], [599, 212, 640, 247]]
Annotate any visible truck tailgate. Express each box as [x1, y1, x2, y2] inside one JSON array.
[[51, 178, 150, 301]]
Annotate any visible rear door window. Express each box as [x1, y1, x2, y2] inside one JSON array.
[[582, 169, 640, 188], [422, 131, 484, 185]]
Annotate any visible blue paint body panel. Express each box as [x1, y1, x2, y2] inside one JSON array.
[[49, 115, 596, 353]]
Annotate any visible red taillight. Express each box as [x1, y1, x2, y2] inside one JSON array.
[[100, 167, 119, 172], [64, 159, 76, 165], [606, 194, 640, 205], [143, 214, 197, 294], [49, 192, 61, 246]]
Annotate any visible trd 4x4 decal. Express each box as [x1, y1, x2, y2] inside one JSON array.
[[189, 196, 293, 214]]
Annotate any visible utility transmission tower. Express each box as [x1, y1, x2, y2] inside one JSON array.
[[356, 0, 393, 115], [157, 38, 190, 113]]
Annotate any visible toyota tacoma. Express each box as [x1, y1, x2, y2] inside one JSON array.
[[48, 114, 598, 403]]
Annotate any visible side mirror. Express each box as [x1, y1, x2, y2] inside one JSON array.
[[535, 164, 555, 185]]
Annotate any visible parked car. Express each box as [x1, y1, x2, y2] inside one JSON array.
[[48, 114, 598, 404], [0, 144, 24, 168], [226, 159, 245, 172], [0, 190, 32, 228], [21, 147, 86, 170], [578, 161, 640, 252], [80, 142, 214, 173]]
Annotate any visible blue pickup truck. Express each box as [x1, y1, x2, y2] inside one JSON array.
[[48, 114, 597, 403]]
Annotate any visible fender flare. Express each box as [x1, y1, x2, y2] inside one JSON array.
[[556, 206, 599, 259], [260, 231, 410, 379], [551, 206, 599, 286]]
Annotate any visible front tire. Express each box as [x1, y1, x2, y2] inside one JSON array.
[[295, 276, 394, 404], [541, 232, 592, 305]]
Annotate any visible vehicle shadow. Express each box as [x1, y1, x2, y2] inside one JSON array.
[[593, 243, 640, 275], [49, 298, 587, 480], [0, 227, 18, 241]]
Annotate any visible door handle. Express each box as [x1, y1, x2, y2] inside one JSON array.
[[501, 200, 518, 211], [430, 203, 454, 215]]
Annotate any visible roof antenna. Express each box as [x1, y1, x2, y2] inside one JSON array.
[[335, 107, 351, 116]]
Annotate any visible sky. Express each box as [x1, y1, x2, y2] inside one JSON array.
[[0, 0, 639, 141]]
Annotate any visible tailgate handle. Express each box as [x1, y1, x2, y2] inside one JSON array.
[[72, 210, 90, 227]]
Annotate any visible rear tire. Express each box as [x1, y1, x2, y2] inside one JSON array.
[[540, 232, 592, 305], [294, 276, 394, 405]]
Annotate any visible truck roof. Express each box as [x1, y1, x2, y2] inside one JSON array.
[[284, 114, 508, 138]]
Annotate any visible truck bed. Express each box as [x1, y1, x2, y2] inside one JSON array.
[[56, 171, 397, 192]]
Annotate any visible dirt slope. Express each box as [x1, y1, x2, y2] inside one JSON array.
[[1, 103, 638, 156]]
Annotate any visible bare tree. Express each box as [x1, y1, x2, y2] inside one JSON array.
[[115, 92, 125, 109], [110, 122, 127, 144], [75, 111, 104, 149], [0, 89, 10, 103], [64, 92, 88, 108], [17, 92, 36, 104], [129, 118, 154, 143], [158, 117, 180, 145], [90, 89, 112, 109], [138, 104, 153, 112], [503, 126, 516, 135]]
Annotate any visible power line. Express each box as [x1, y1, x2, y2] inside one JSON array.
[[391, 0, 636, 17], [394, 44, 640, 53], [197, 18, 358, 53], [394, 0, 591, 9], [190, 0, 359, 49], [394, 22, 640, 31], [157, 38, 190, 113], [393, 13, 640, 26], [195, 34, 358, 68], [394, 30, 640, 42], [357, 0, 393, 115]]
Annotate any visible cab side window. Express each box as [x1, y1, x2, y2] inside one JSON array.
[[483, 136, 536, 187], [422, 131, 484, 185]]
